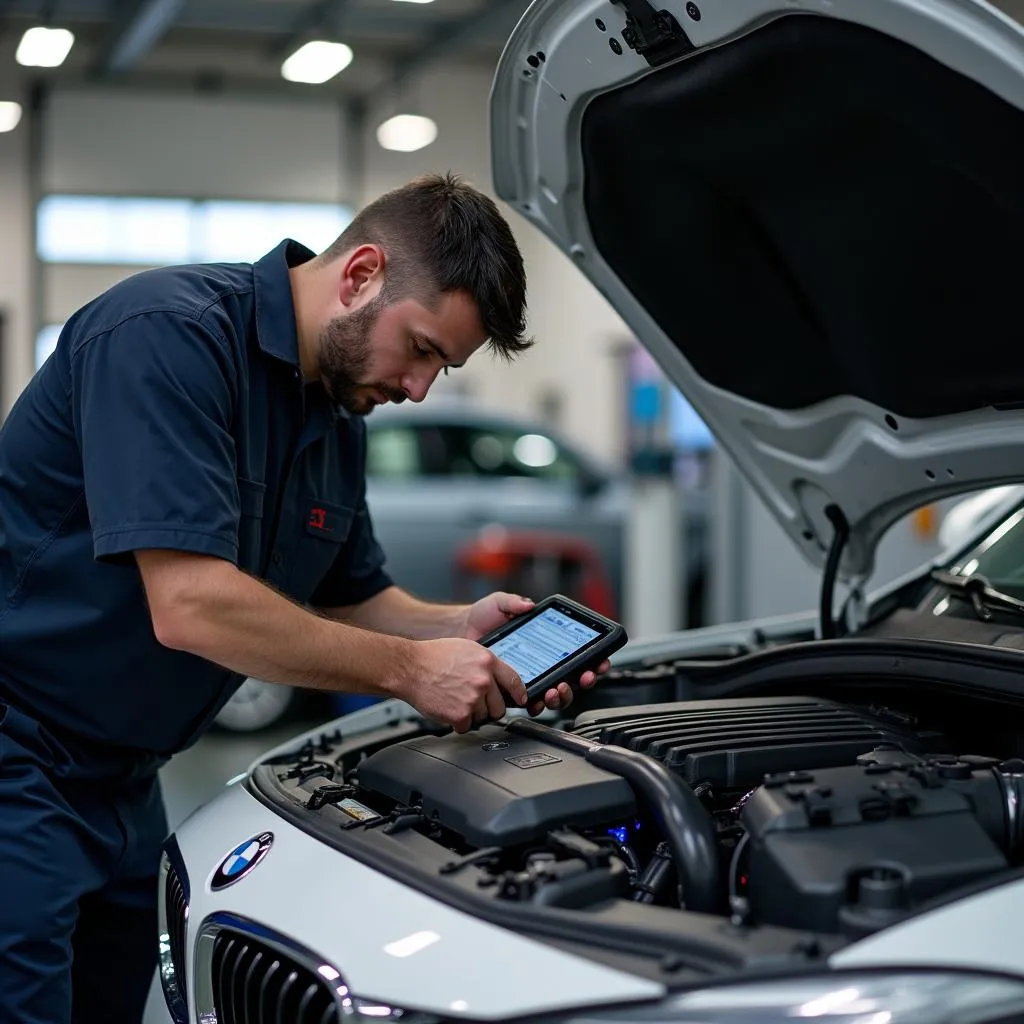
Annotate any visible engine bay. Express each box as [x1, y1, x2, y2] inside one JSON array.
[[251, 690, 1024, 972]]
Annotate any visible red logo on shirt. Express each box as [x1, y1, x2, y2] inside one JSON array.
[[308, 507, 327, 531]]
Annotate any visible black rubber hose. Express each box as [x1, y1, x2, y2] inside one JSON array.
[[999, 762, 1024, 853], [585, 744, 721, 913], [820, 504, 850, 640], [506, 718, 722, 913]]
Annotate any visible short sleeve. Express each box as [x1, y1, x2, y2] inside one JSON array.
[[70, 311, 241, 565]]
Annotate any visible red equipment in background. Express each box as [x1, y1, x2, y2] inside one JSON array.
[[453, 527, 617, 619]]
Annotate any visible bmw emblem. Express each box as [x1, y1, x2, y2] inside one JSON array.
[[211, 832, 274, 891]]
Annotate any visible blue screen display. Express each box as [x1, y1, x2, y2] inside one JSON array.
[[490, 608, 600, 684]]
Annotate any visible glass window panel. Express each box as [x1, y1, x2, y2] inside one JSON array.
[[37, 195, 191, 264], [193, 200, 352, 263], [37, 195, 352, 266]]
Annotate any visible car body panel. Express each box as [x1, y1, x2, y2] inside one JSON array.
[[829, 874, 1024, 975], [173, 782, 664, 1020], [490, 0, 1024, 584]]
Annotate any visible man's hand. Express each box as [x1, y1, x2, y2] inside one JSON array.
[[404, 638, 529, 734], [462, 591, 611, 717]]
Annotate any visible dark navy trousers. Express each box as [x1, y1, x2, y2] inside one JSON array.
[[0, 700, 168, 1024]]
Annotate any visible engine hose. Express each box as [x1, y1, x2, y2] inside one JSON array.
[[616, 843, 642, 879], [506, 718, 722, 913], [999, 767, 1024, 853], [632, 841, 674, 904]]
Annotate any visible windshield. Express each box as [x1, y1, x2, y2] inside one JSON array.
[[949, 504, 1024, 596]]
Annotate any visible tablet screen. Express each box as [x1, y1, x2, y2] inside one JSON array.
[[489, 607, 602, 684]]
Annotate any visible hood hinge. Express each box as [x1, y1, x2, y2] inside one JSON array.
[[842, 584, 868, 634], [614, 0, 694, 67]]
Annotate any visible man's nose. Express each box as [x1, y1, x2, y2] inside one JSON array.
[[401, 366, 440, 403]]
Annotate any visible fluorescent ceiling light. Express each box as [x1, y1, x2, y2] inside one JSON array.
[[0, 102, 23, 133], [376, 114, 438, 153], [16, 26, 75, 68], [392, 0, 435, 4], [281, 40, 353, 84]]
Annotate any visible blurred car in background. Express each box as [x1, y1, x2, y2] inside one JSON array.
[[214, 399, 710, 731], [364, 399, 708, 608]]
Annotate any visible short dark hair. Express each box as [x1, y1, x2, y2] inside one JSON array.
[[320, 172, 532, 360]]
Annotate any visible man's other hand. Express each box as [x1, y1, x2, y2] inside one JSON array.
[[463, 591, 534, 641], [526, 660, 611, 718], [461, 590, 611, 718]]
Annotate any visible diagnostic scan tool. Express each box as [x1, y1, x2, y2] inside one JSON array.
[[478, 595, 628, 704]]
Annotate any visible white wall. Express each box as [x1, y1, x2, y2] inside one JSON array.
[[42, 89, 351, 202], [0, 78, 33, 417]]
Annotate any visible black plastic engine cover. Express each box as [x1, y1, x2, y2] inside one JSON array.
[[355, 724, 637, 847], [573, 696, 940, 789], [741, 761, 1008, 935]]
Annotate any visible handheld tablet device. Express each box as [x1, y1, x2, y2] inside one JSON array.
[[478, 595, 628, 704]]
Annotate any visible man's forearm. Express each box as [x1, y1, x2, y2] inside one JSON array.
[[142, 553, 414, 697], [323, 585, 469, 641]]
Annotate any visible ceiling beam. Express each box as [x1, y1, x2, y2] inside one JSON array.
[[94, 0, 185, 75], [372, 0, 523, 100], [269, 0, 351, 60]]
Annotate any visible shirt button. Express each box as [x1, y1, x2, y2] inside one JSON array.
[[272, 551, 284, 568]]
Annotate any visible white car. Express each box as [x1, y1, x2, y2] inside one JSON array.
[[152, 0, 1024, 1021]]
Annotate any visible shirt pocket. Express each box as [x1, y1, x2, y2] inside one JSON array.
[[237, 477, 266, 574], [284, 497, 356, 603]]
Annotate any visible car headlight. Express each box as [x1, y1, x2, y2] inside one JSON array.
[[557, 971, 1024, 1024]]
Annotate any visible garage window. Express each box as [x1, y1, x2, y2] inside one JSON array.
[[37, 195, 352, 265]]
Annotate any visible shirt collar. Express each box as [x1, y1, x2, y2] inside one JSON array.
[[252, 238, 351, 423], [252, 238, 315, 367]]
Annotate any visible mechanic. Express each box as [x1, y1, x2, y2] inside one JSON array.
[[0, 172, 607, 1024]]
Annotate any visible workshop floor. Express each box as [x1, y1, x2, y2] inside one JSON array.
[[159, 714, 323, 831]]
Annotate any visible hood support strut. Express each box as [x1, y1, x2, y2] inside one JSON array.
[[820, 505, 850, 640], [613, 0, 693, 67]]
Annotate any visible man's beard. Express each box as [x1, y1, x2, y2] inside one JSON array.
[[317, 297, 407, 415]]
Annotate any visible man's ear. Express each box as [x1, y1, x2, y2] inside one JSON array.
[[338, 244, 384, 307]]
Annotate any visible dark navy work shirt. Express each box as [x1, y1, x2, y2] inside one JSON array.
[[0, 240, 393, 772]]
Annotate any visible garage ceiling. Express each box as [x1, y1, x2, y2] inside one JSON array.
[[0, 0, 531, 100]]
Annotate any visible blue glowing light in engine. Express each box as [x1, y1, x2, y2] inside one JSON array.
[[607, 825, 629, 844]]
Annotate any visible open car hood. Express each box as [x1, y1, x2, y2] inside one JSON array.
[[490, 0, 1024, 586]]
